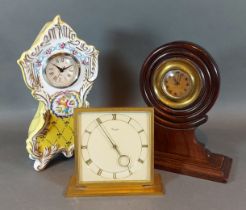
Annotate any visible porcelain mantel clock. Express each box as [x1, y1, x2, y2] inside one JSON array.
[[17, 16, 98, 171]]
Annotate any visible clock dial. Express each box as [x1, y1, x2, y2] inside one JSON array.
[[162, 69, 193, 99], [45, 53, 80, 88], [77, 109, 153, 184], [82, 114, 148, 180], [152, 58, 203, 109]]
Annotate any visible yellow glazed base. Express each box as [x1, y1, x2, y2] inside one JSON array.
[[26, 102, 75, 171]]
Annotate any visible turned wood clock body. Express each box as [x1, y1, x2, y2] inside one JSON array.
[[140, 41, 232, 182]]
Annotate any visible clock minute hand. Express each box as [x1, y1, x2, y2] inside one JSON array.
[[96, 120, 121, 156], [173, 75, 178, 85], [62, 65, 73, 71], [96, 119, 131, 168], [178, 72, 182, 83]]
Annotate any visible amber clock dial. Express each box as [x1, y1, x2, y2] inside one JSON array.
[[152, 58, 202, 109], [162, 69, 193, 99]]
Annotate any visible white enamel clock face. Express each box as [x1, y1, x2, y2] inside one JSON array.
[[44, 53, 80, 88], [76, 109, 153, 184]]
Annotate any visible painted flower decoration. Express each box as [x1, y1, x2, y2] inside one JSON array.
[[46, 48, 52, 54], [83, 57, 90, 65], [60, 43, 66, 49], [51, 93, 79, 117]]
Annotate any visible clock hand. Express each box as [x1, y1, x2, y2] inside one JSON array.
[[52, 63, 64, 72], [118, 155, 130, 167], [173, 75, 179, 85], [96, 121, 130, 167], [62, 65, 73, 71], [178, 72, 182, 83], [174, 73, 181, 85], [97, 122, 121, 155]]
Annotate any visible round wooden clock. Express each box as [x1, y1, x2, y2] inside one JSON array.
[[140, 41, 232, 182], [17, 16, 98, 171]]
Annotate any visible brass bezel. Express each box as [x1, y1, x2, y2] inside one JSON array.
[[152, 58, 203, 109], [74, 107, 154, 188]]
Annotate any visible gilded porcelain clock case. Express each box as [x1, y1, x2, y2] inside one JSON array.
[[140, 41, 232, 182], [17, 16, 98, 171]]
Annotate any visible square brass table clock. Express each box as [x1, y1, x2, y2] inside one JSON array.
[[17, 15, 99, 171], [140, 41, 232, 183], [65, 107, 164, 196]]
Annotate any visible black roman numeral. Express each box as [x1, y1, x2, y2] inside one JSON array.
[[85, 130, 91, 134], [97, 169, 103, 176], [112, 114, 116, 120], [138, 129, 144, 133], [138, 158, 144, 164], [96, 118, 102, 124], [85, 159, 92, 165], [127, 118, 132, 124]]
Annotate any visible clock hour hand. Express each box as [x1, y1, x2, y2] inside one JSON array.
[[52, 63, 64, 72], [173, 73, 180, 85]]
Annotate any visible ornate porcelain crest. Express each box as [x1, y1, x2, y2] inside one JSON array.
[[17, 15, 99, 171]]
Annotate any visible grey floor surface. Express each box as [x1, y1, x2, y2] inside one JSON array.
[[0, 106, 245, 210]]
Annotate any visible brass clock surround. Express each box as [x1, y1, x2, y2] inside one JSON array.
[[152, 58, 203, 109]]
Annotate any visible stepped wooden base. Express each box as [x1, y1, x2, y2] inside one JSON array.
[[155, 151, 232, 183], [65, 172, 164, 197], [154, 126, 232, 183]]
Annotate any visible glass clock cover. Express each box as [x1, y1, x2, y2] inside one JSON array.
[[162, 69, 193, 99], [152, 58, 203, 109], [75, 108, 154, 185], [45, 53, 80, 88]]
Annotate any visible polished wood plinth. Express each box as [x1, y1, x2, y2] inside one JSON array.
[[154, 124, 232, 182], [65, 172, 164, 197]]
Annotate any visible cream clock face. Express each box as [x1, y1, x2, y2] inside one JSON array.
[[162, 69, 193, 99], [76, 108, 154, 185], [44, 53, 80, 88]]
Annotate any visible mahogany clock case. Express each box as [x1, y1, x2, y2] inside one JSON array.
[[140, 41, 232, 183]]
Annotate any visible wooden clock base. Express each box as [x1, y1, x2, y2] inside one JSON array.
[[154, 124, 232, 183], [65, 172, 164, 197]]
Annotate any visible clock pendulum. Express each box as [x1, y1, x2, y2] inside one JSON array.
[[17, 16, 99, 171], [140, 41, 232, 182]]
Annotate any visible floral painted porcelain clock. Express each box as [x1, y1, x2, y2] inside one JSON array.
[[17, 15, 99, 171]]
